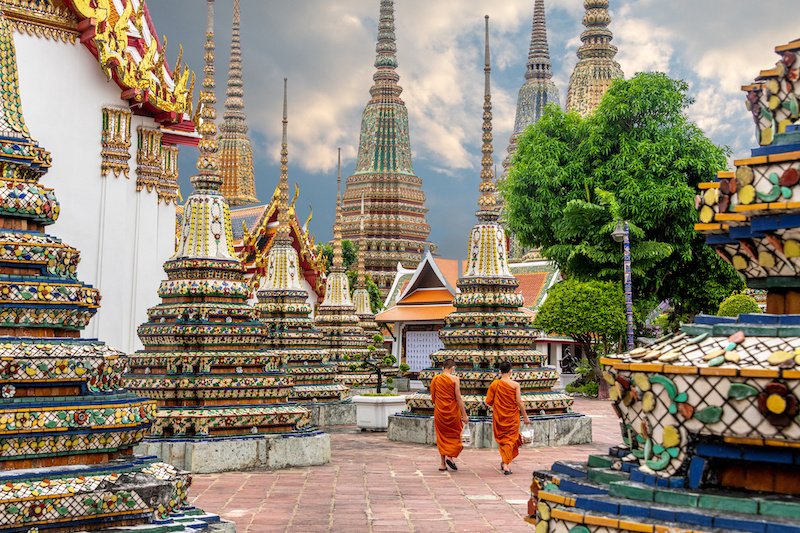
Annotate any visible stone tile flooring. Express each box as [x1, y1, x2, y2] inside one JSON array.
[[190, 399, 618, 532]]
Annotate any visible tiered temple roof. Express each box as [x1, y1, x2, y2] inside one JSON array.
[[219, 0, 258, 206], [340, 0, 433, 296], [254, 80, 348, 403], [124, 0, 309, 438], [314, 151, 373, 387], [527, 36, 800, 533], [565, 0, 624, 117], [0, 11, 196, 530], [406, 17, 573, 417]]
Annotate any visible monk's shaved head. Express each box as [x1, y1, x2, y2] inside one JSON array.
[[498, 361, 512, 374], [443, 359, 456, 370]]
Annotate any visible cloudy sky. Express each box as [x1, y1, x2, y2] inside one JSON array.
[[148, 0, 797, 259]]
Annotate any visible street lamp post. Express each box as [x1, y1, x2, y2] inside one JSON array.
[[612, 219, 635, 351]]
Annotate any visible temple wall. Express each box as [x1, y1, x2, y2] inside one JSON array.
[[13, 33, 176, 353]]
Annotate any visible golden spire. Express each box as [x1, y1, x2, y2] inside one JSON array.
[[191, 0, 221, 192], [476, 15, 498, 222], [332, 148, 344, 270], [275, 78, 291, 242]]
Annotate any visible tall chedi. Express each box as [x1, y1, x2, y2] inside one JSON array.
[[255, 80, 348, 403], [341, 0, 432, 296], [0, 11, 201, 530], [315, 151, 372, 387], [219, 0, 258, 206], [503, 0, 560, 176], [407, 16, 574, 419], [566, 0, 624, 116], [504, 0, 560, 261], [125, 0, 310, 441]]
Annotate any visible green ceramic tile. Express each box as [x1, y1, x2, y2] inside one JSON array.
[[699, 493, 758, 514], [759, 499, 800, 520], [587, 455, 614, 468], [608, 481, 655, 502], [587, 468, 629, 485], [654, 488, 699, 507]]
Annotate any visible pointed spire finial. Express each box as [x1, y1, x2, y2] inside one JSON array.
[[526, 0, 553, 80], [276, 78, 291, 240], [476, 15, 498, 222], [190, 0, 222, 192], [332, 148, 344, 270], [222, 0, 247, 132], [369, 0, 402, 103]]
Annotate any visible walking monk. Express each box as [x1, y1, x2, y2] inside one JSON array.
[[430, 358, 469, 471], [485, 361, 530, 475]]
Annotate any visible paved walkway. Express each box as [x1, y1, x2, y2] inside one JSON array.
[[190, 399, 618, 533]]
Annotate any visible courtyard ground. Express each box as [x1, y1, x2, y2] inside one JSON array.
[[190, 399, 618, 533]]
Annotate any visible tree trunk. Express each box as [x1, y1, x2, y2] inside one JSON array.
[[376, 367, 382, 394], [593, 358, 609, 400]]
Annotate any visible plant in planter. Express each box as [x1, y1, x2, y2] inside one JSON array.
[[352, 334, 406, 430]]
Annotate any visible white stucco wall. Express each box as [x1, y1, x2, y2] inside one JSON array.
[[13, 33, 176, 353]]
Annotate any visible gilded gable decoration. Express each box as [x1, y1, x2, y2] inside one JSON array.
[[0, 0, 79, 43]]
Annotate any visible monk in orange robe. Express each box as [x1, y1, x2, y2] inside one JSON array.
[[485, 361, 530, 475], [430, 358, 468, 471]]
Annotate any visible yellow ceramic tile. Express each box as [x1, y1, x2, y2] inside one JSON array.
[[698, 182, 720, 190], [782, 370, 800, 380], [585, 515, 620, 528], [663, 365, 698, 375], [724, 436, 765, 446], [717, 171, 735, 179], [539, 492, 566, 505], [734, 203, 769, 212], [767, 150, 800, 163], [699, 366, 739, 377], [695, 223, 722, 231], [715, 213, 747, 221], [740, 368, 780, 378], [769, 202, 789, 210], [619, 519, 655, 533], [551, 508, 584, 524], [734, 155, 768, 166], [629, 363, 665, 372]]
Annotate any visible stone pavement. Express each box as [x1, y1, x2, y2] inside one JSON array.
[[190, 399, 618, 532]]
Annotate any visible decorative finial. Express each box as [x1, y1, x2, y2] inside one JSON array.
[[526, 0, 553, 80], [222, 0, 247, 133], [477, 15, 498, 222], [190, 0, 221, 192], [276, 78, 291, 241], [332, 148, 344, 269], [369, 0, 402, 102]]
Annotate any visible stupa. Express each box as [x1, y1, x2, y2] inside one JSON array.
[[219, 0, 258, 206], [340, 0, 433, 296], [389, 17, 588, 449], [125, 0, 327, 474], [527, 37, 800, 533], [254, 79, 348, 405], [566, 0, 624, 117], [314, 151, 373, 388], [0, 12, 222, 531]]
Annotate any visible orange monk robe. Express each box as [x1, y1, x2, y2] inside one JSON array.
[[485, 379, 522, 465], [430, 373, 463, 458]]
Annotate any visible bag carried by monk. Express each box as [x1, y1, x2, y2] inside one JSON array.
[[521, 423, 534, 446], [461, 425, 472, 446]]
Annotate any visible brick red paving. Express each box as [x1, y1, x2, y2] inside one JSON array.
[[190, 399, 618, 532]]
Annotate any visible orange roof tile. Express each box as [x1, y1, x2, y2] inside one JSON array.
[[515, 272, 550, 308], [433, 258, 463, 288], [401, 288, 454, 304], [376, 304, 456, 323]]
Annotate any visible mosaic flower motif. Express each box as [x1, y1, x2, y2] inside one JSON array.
[[1, 384, 14, 398], [757, 381, 799, 428]]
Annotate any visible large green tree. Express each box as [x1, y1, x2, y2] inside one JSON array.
[[502, 72, 743, 328]]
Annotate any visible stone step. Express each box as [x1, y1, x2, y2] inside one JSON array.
[[586, 466, 630, 485], [552, 460, 589, 478]]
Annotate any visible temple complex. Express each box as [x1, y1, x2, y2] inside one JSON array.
[[5, 0, 198, 354], [254, 79, 348, 405], [566, 0, 624, 117], [315, 151, 373, 387], [0, 10, 224, 530], [219, 0, 258, 207], [528, 37, 800, 533], [124, 1, 326, 473], [340, 0, 433, 296], [388, 17, 587, 449]]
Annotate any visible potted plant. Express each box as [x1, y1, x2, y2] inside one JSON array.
[[352, 334, 407, 431], [393, 363, 411, 392]]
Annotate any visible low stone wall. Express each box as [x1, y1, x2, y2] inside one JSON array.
[[135, 431, 331, 474], [305, 400, 356, 426], [387, 413, 592, 449]]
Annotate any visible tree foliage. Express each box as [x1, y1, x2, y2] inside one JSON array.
[[717, 292, 762, 317], [502, 72, 743, 327]]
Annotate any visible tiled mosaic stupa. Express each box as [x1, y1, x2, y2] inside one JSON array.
[[405, 17, 574, 419], [340, 0, 433, 295], [528, 37, 800, 533], [314, 152, 372, 387], [124, 0, 309, 439], [0, 12, 219, 532], [566, 0, 624, 117], [254, 80, 348, 404]]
